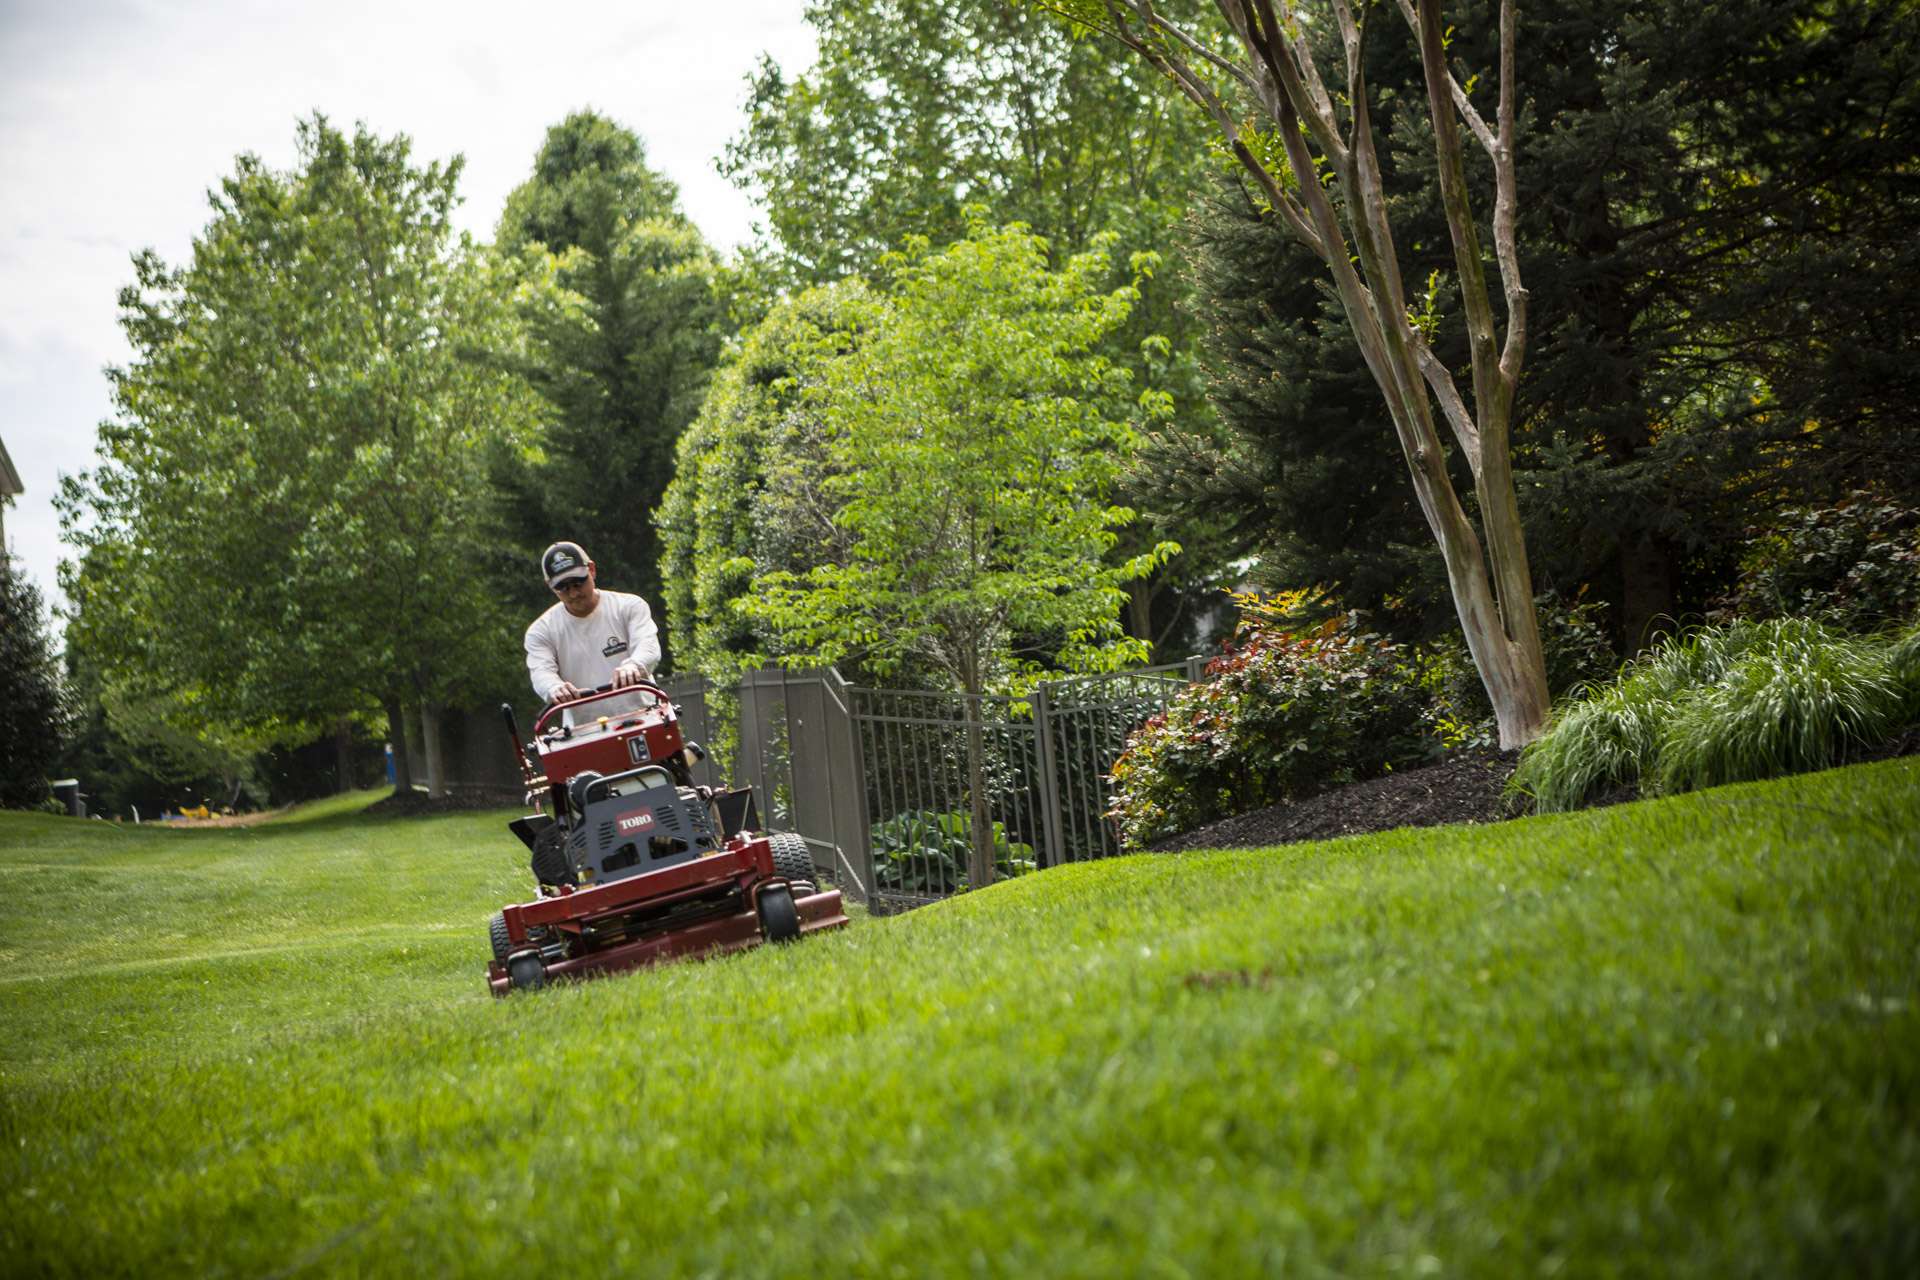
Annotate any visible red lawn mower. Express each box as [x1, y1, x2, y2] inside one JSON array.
[[487, 682, 848, 996]]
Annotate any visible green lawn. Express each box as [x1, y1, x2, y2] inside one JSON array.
[[2, 763, 1916, 1277]]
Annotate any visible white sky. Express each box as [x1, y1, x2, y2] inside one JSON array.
[[0, 0, 817, 622]]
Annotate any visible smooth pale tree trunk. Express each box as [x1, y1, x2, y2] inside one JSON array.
[[1082, 0, 1552, 747], [420, 700, 449, 799], [384, 698, 414, 796]]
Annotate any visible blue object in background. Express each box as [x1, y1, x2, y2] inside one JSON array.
[[384, 742, 395, 784]]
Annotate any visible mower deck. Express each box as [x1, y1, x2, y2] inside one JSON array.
[[486, 882, 847, 996]]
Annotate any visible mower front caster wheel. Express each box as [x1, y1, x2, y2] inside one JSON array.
[[507, 952, 547, 992], [757, 883, 801, 944], [768, 832, 818, 895]]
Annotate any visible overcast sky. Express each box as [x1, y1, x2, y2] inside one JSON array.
[[0, 0, 818, 622]]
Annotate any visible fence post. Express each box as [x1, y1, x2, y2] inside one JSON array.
[[737, 669, 767, 819], [821, 667, 873, 903], [1032, 680, 1066, 869], [1184, 654, 1208, 684]]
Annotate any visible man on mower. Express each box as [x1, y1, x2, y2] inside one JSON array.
[[524, 540, 662, 721]]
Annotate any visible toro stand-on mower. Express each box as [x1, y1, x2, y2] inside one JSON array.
[[486, 682, 848, 995]]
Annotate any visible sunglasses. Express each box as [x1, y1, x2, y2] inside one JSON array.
[[552, 576, 591, 593]]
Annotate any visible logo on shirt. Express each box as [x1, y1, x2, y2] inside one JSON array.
[[603, 636, 628, 659]]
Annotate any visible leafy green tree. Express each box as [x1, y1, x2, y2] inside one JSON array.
[[727, 0, 1208, 284], [0, 555, 68, 809], [727, 0, 1227, 656], [657, 281, 881, 682], [59, 116, 539, 795], [741, 221, 1176, 886], [491, 112, 725, 636]]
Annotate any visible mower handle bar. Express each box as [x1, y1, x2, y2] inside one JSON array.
[[531, 680, 670, 738]]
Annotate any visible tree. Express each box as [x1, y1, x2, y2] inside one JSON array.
[[727, 0, 1229, 657], [1160, 0, 1920, 654], [657, 280, 882, 682], [728, 0, 1207, 280], [1045, 0, 1552, 746], [0, 556, 68, 809], [60, 116, 539, 795], [1157, 170, 1452, 635], [490, 112, 725, 638], [741, 221, 1176, 886]]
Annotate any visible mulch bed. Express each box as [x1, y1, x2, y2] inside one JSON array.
[[1142, 724, 1920, 855], [1143, 748, 1530, 855]]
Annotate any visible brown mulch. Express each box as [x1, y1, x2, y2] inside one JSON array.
[[1141, 724, 1920, 855], [1143, 748, 1529, 854]]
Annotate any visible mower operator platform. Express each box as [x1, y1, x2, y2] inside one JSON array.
[[486, 681, 849, 995]]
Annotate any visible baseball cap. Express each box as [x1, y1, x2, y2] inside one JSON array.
[[541, 541, 591, 588]]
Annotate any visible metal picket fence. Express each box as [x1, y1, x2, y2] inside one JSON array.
[[713, 660, 1205, 914]]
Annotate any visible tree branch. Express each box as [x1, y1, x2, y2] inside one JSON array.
[[1392, 0, 1497, 156]]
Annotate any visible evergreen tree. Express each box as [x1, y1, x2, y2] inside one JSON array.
[[1168, 0, 1920, 652], [0, 556, 68, 809], [492, 112, 725, 642]]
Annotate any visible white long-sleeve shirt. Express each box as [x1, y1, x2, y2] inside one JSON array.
[[524, 590, 662, 704]]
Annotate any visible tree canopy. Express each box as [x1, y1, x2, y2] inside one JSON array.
[[59, 116, 539, 785], [728, 0, 1229, 656], [740, 219, 1175, 696], [490, 111, 725, 633]]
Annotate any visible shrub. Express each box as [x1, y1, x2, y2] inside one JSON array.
[[1108, 602, 1428, 846], [1708, 490, 1920, 632], [1511, 618, 1920, 811], [871, 809, 1036, 895]]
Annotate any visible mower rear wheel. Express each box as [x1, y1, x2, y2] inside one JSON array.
[[489, 913, 512, 966], [531, 823, 572, 888], [768, 832, 818, 894], [507, 952, 547, 992], [757, 883, 801, 944]]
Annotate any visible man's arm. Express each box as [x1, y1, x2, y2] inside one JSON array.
[[609, 595, 663, 688], [525, 615, 577, 703]]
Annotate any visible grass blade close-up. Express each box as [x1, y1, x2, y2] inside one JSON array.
[[2, 761, 1917, 1277]]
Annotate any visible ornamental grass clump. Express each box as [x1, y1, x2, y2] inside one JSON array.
[[1514, 617, 1920, 811], [1656, 624, 1909, 792]]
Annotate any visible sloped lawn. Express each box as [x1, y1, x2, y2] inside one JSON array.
[[1, 762, 1915, 1276]]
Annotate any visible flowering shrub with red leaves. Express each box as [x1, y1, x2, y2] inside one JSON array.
[[1108, 604, 1429, 846]]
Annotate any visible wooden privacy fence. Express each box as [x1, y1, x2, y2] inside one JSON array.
[[667, 662, 1204, 914]]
